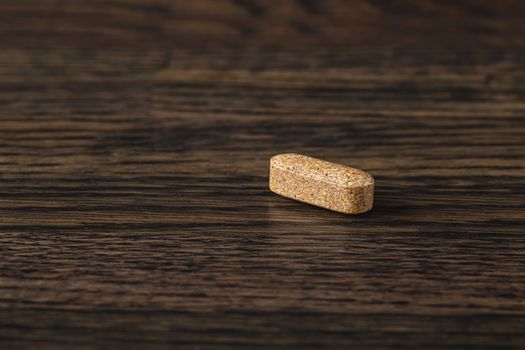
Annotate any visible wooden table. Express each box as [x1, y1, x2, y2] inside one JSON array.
[[1, 1, 524, 348]]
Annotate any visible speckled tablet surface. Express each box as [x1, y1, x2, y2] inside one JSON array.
[[269, 153, 374, 214]]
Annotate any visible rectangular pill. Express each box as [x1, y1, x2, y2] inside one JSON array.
[[269, 153, 374, 214]]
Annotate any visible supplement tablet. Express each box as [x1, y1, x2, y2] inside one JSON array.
[[269, 153, 374, 214]]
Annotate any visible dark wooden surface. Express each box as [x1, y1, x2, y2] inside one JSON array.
[[1, 1, 525, 349]]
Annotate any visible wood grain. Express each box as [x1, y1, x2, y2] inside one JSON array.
[[1, 1, 525, 349], [0, 0, 524, 48]]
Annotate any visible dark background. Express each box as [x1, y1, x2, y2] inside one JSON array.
[[1, 1, 525, 349]]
